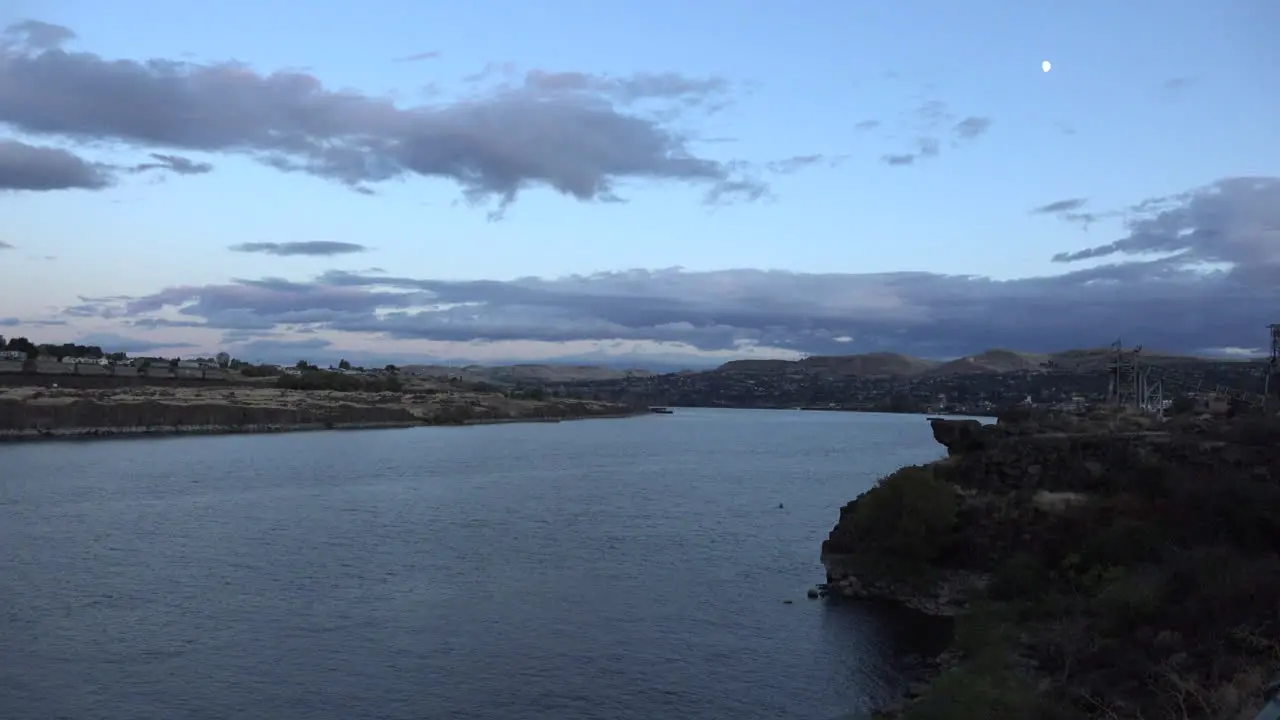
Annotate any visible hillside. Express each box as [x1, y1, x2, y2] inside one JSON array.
[[718, 352, 940, 378], [714, 347, 1236, 379], [922, 349, 1049, 377]]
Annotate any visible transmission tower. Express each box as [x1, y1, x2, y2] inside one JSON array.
[[1107, 339, 1164, 415], [1108, 340, 1140, 409]]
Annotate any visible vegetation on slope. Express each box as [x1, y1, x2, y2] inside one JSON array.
[[831, 415, 1280, 719]]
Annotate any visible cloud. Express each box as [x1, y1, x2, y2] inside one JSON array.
[[0, 139, 213, 192], [764, 154, 846, 174], [1161, 77, 1195, 98], [128, 153, 213, 176], [879, 102, 990, 168], [881, 154, 915, 166], [223, 337, 333, 362], [1031, 197, 1117, 230], [0, 20, 771, 211], [0, 240, 12, 249], [952, 116, 992, 140], [2, 19, 75, 50], [394, 51, 440, 63], [74, 332, 193, 353], [1051, 177, 1280, 269], [0, 317, 66, 327], [76, 176, 1279, 360], [0, 139, 112, 190], [229, 241, 370, 257], [854, 120, 880, 131], [1032, 198, 1088, 214]]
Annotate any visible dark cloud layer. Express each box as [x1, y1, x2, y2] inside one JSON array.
[[229, 241, 369, 257], [0, 20, 772, 210], [0, 139, 111, 190], [0, 138, 212, 191], [66, 177, 1280, 358]]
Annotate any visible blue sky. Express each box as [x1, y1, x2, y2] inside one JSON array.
[[1, 0, 1277, 368]]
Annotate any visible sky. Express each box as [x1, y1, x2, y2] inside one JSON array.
[[0, 0, 1278, 369]]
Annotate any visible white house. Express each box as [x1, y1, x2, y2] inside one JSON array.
[[62, 357, 109, 366]]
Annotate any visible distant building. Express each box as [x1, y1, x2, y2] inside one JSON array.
[[62, 357, 109, 365], [0, 350, 26, 361]]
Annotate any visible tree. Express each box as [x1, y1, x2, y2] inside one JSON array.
[[216, 351, 231, 368], [338, 358, 351, 370], [296, 359, 310, 370]]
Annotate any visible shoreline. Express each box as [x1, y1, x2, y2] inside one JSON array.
[[0, 410, 650, 444]]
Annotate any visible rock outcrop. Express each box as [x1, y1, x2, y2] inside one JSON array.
[[820, 410, 1280, 719]]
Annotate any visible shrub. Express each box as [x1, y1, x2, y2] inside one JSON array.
[[850, 465, 958, 563], [989, 552, 1050, 601], [904, 663, 1041, 720]]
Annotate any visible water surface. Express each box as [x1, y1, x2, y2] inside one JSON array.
[[1, 408, 954, 720]]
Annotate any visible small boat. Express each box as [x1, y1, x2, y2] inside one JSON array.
[[648, 406, 674, 414]]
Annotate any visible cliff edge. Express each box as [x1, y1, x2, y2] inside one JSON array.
[[821, 410, 1280, 719]]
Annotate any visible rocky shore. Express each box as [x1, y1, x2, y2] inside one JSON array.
[[0, 385, 642, 443], [818, 409, 1280, 719]]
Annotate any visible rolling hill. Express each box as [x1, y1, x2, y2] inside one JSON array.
[[713, 347, 1241, 379]]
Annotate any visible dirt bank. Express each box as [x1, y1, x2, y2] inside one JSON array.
[[0, 385, 641, 442]]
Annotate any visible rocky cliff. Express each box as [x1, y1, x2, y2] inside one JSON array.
[[820, 410, 1280, 719]]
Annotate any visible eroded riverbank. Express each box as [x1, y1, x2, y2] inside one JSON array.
[[0, 385, 641, 443]]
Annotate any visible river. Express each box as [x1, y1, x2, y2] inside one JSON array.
[[0, 408, 955, 720]]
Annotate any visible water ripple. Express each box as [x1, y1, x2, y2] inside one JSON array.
[[0, 409, 951, 720]]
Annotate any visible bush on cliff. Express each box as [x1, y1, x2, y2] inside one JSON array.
[[848, 465, 958, 565], [945, 468, 1280, 717]]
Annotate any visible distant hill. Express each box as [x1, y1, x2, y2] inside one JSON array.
[[395, 347, 1255, 388], [923, 349, 1049, 377], [718, 352, 939, 378], [399, 363, 654, 385], [711, 347, 1244, 380]]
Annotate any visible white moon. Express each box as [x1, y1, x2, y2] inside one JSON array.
[[1042, 60, 1052, 73]]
